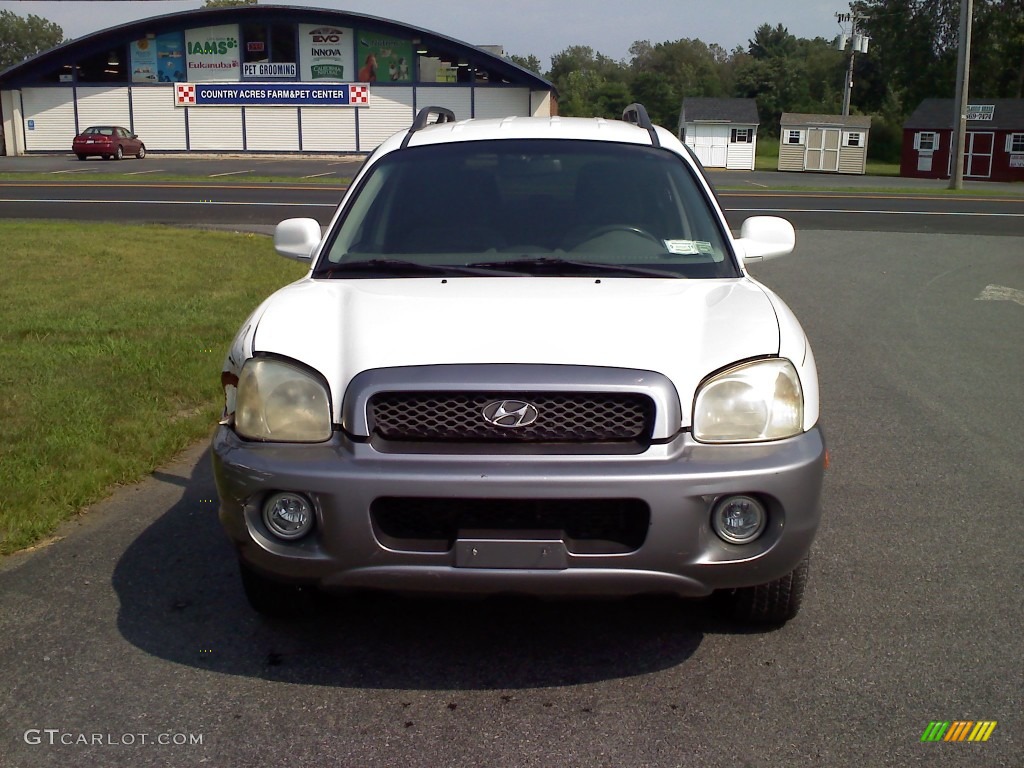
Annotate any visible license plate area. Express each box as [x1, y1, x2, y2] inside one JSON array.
[[454, 529, 568, 569]]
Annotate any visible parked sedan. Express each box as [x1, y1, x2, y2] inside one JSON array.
[[72, 126, 146, 160]]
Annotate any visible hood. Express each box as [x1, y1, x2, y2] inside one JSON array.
[[252, 277, 780, 427]]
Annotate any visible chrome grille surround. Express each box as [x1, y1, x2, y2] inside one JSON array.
[[342, 364, 683, 443], [369, 391, 654, 442]]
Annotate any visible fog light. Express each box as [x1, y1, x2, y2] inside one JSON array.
[[262, 492, 315, 540], [711, 495, 766, 544]]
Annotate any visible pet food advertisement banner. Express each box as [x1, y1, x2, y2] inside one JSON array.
[[130, 38, 158, 83], [299, 24, 354, 81], [356, 34, 413, 82], [185, 24, 241, 82]]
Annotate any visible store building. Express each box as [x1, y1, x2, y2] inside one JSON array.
[[677, 98, 759, 171], [0, 4, 555, 156], [901, 98, 1024, 182], [778, 113, 871, 174]]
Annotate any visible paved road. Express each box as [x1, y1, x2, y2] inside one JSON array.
[[2, 153, 1023, 195], [2, 177, 1023, 236], [1, 223, 1021, 766]]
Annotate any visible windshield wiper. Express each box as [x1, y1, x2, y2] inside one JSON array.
[[466, 257, 683, 278], [316, 259, 510, 278]]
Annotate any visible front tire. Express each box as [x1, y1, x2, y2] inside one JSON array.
[[114, 145, 124, 160], [720, 555, 809, 625], [238, 560, 313, 618], [136, 145, 146, 159]]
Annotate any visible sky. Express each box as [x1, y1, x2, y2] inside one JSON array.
[[0, 0, 844, 66]]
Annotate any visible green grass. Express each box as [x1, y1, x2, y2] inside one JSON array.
[[0, 221, 308, 554], [755, 137, 780, 171], [864, 159, 901, 176]]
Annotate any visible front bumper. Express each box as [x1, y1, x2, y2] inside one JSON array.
[[212, 425, 825, 597]]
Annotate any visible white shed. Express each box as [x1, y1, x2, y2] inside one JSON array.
[[678, 98, 759, 170]]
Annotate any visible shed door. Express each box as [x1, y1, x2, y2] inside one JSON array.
[[966, 132, 994, 178], [805, 128, 841, 171], [690, 125, 729, 168]]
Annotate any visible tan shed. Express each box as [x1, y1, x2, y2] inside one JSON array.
[[778, 113, 871, 174]]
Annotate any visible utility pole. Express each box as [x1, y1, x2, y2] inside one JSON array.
[[949, 0, 974, 189], [836, 8, 869, 116]]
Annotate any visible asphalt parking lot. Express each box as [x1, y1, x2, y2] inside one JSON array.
[[0, 151, 1021, 768]]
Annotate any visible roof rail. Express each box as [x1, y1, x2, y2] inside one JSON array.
[[621, 103, 660, 148], [401, 106, 457, 148]]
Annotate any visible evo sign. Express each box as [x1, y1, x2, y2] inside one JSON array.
[[174, 82, 370, 106]]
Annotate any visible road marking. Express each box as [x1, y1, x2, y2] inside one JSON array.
[[0, 197, 335, 207], [125, 169, 163, 175], [49, 168, 98, 174], [744, 181, 769, 188], [723, 192, 1024, 204], [0, 182, 345, 191], [302, 172, 335, 178], [726, 207, 1024, 219], [976, 285, 1024, 306], [208, 170, 252, 177]]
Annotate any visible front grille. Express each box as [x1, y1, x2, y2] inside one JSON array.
[[368, 391, 654, 443], [371, 497, 650, 554]]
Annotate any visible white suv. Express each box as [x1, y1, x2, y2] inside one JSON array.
[[212, 104, 826, 624]]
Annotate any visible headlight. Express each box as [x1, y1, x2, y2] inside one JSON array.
[[235, 358, 332, 442], [693, 359, 803, 443]]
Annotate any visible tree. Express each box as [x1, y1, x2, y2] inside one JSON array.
[[748, 24, 799, 60], [548, 46, 629, 117], [973, 0, 1024, 97], [508, 53, 543, 76], [0, 10, 63, 71]]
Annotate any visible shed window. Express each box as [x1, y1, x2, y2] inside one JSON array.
[[914, 132, 938, 152], [1007, 133, 1024, 153], [784, 130, 803, 145], [730, 128, 753, 143], [844, 131, 863, 147]]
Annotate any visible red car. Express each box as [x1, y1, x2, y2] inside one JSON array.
[[72, 126, 146, 161]]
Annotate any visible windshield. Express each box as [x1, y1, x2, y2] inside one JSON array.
[[315, 139, 739, 279]]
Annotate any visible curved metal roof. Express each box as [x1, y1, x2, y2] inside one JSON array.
[[0, 4, 553, 90]]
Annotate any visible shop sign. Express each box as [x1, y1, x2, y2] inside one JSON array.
[[174, 82, 370, 107]]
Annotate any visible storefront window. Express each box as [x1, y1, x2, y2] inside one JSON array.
[[75, 46, 129, 83], [270, 24, 296, 64], [242, 24, 268, 63]]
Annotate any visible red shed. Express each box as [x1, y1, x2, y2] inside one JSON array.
[[902, 98, 1024, 182]]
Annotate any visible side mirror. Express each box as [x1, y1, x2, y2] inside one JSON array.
[[735, 216, 796, 264], [274, 218, 322, 262]]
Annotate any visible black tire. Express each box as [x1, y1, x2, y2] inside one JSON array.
[[238, 560, 313, 618], [76, 153, 87, 161], [114, 145, 124, 160], [136, 145, 146, 159], [722, 554, 809, 625]]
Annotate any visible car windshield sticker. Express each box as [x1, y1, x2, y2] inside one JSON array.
[[665, 240, 715, 255]]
